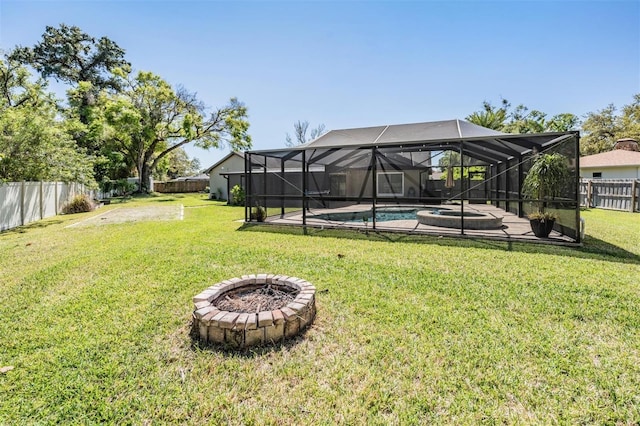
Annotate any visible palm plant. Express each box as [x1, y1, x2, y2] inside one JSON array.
[[466, 104, 507, 131], [521, 152, 570, 236]]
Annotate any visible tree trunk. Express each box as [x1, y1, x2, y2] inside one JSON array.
[[139, 162, 152, 193]]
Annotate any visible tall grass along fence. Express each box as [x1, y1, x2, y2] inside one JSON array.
[[580, 178, 639, 212], [0, 181, 88, 231], [154, 180, 207, 193]]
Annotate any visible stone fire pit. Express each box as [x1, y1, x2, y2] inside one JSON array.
[[192, 274, 316, 348]]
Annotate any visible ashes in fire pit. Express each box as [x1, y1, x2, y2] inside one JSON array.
[[192, 274, 316, 348]]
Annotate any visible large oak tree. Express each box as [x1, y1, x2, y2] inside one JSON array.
[[100, 70, 251, 193], [10, 23, 130, 163], [10, 24, 129, 104]]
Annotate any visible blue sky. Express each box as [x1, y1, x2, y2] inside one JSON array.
[[1, 0, 638, 168]]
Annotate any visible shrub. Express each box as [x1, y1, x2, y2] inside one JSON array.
[[115, 179, 136, 196], [62, 194, 95, 214], [99, 178, 115, 195], [252, 204, 266, 222], [230, 185, 245, 206]]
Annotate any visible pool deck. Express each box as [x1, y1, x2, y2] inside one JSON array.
[[260, 203, 579, 246]]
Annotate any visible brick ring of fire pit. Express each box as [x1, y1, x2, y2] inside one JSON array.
[[192, 274, 316, 348]]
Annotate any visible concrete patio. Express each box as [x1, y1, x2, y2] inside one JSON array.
[[261, 203, 578, 245]]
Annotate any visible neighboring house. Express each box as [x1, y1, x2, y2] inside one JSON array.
[[204, 151, 325, 203], [205, 152, 245, 201], [580, 140, 640, 179]]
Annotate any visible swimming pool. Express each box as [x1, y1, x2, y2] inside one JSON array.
[[310, 207, 447, 223]]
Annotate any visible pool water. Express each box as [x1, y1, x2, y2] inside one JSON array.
[[311, 207, 445, 223]]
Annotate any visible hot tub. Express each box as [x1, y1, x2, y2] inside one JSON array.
[[416, 209, 503, 230]]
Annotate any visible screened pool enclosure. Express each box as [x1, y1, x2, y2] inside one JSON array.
[[244, 120, 581, 244]]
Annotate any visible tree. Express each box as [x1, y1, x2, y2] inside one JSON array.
[[465, 99, 509, 130], [438, 151, 461, 170], [466, 99, 579, 134], [618, 94, 640, 142], [0, 56, 93, 183], [154, 148, 201, 180], [101, 70, 251, 193], [437, 151, 485, 181], [546, 113, 580, 133], [60, 80, 132, 187], [10, 23, 131, 181], [580, 95, 640, 155], [10, 24, 129, 106], [285, 120, 326, 146], [580, 105, 622, 155], [502, 105, 548, 133]]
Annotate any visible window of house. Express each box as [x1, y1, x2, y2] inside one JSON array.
[[592, 172, 602, 179], [377, 172, 404, 197], [330, 174, 346, 196]]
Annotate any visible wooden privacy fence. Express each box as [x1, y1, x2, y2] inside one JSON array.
[[154, 180, 207, 193], [0, 181, 88, 231], [580, 179, 639, 212]]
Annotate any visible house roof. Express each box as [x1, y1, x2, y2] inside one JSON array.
[[580, 149, 640, 168], [204, 152, 244, 174], [170, 174, 209, 181]]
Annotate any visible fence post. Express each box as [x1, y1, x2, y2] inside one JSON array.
[[586, 179, 592, 208], [20, 181, 25, 226], [39, 181, 44, 220], [631, 179, 638, 213]]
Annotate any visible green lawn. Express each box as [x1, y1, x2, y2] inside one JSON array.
[[1, 194, 638, 424]]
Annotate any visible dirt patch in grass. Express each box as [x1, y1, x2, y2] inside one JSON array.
[[67, 205, 184, 227]]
